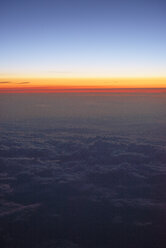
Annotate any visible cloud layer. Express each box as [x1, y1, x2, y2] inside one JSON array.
[[0, 123, 166, 248]]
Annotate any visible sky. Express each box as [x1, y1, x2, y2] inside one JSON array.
[[0, 0, 166, 87]]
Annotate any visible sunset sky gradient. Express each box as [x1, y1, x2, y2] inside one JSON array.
[[1, 2, 166, 247], [1, 0, 166, 89]]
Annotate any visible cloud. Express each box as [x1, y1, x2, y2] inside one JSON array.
[[16, 82, 31, 84], [0, 126, 166, 248], [0, 81, 31, 86], [0, 201, 40, 218]]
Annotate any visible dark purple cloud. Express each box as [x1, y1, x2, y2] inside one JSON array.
[[0, 124, 166, 248]]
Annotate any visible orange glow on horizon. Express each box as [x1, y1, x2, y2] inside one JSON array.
[[0, 77, 166, 93]]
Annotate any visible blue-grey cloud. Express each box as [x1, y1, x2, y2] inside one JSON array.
[[0, 126, 166, 248]]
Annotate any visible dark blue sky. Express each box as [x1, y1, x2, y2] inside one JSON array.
[[1, 0, 166, 78]]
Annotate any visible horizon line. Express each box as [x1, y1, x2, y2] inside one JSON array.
[[0, 87, 166, 94]]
